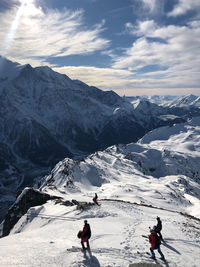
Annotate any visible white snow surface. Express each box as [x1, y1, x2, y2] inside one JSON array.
[[0, 200, 199, 267], [0, 118, 200, 266]]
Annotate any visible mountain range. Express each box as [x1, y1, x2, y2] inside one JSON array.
[[0, 116, 199, 266], [0, 55, 200, 222]]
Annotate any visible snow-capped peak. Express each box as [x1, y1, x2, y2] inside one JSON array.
[[169, 94, 200, 108], [0, 56, 25, 91]]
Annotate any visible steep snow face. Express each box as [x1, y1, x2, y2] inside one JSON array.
[[0, 60, 138, 152], [0, 56, 24, 92], [0, 60, 137, 221], [168, 94, 200, 108], [40, 117, 200, 218]]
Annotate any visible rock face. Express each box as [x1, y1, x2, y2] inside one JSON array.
[[0, 188, 61, 237]]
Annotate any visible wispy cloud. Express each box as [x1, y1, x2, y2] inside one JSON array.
[[133, 0, 165, 16], [0, 2, 110, 66], [0, 0, 199, 96], [112, 19, 200, 90], [53, 65, 134, 90], [53, 64, 200, 97], [168, 0, 200, 17], [140, 0, 158, 13], [125, 20, 157, 36]]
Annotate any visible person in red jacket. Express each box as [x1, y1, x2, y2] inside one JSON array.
[[81, 220, 91, 250], [148, 226, 165, 260]]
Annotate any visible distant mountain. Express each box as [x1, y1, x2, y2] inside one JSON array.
[[127, 94, 200, 109], [126, 95, 179, 105], [167, 94, 200, 108], [0, 56, 200, 221]]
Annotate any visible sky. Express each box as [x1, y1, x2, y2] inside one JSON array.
[[0, 0, 200, 96]]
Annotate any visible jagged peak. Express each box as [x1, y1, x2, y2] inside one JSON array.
[[169, 94, 199, 108], [0, 56, 24, 82]]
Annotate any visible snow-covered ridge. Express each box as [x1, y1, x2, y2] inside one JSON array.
[[168, 94, 200, 108], [40, 117, 200, 218], [0, 56, 25, 91]]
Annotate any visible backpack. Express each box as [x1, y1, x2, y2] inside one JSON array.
[[87, 225, 91, 238], [77, 230, 82, 239]]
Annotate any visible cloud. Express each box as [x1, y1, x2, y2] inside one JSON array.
[[168, 0, 200, 16], [126, 20, 157, 36], [53, 65, 134, 90], [0, 0, 19, 11], [134, 0, 165, 16], [0, 2, 110, 65], [53, 64, 200, 97], [140, 0, 158, 13], [112, 19, 200, 91]]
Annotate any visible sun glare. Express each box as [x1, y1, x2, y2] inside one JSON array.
[[2, 0, 40, 55]]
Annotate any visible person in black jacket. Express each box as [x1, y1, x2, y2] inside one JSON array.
[[155, 217, 164, 241], [93, 193, 100, 205]]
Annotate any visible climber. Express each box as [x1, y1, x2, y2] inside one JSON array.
[[149, 226, 165, 261], [93, 193, 100, 205], [154, 216, 164, 241], [80, 220, 91, 250]]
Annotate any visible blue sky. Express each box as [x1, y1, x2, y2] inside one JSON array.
[[0, 0, 200, 96]]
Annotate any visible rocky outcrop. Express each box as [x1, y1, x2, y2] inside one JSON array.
[[0, 187, 61, 237], [129, 263, 162, 267]]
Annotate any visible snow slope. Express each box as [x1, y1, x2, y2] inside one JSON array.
[[39, 117, 200, 218], [0, 199, 199, 267], [0, 118, 200, 266]]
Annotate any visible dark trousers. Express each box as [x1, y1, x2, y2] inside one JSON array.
[[150, 246, 164, 259], [157, 231, 163, 241], [81, 240, 90, 249]]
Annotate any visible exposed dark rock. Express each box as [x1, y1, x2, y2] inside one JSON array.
[[0, 187, 61, 237], [129, 263, 162, 267], [72, 199, 95, 210], [54, 199, 74, 206]]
